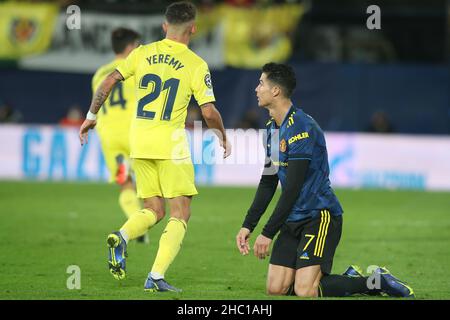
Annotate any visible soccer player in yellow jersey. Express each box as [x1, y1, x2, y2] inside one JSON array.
[[92, 28, 148, 243], [79, 1, 230, 292]]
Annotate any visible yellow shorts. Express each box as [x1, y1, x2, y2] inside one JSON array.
[[98, 132, 131, 183], [133, 158, 198, 199]]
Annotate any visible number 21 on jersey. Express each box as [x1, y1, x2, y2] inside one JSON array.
[[137, 73, 179, 121]]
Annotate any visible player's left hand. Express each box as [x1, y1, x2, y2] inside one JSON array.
[[253, 234, 272, 260], [79, 119, 97, 146]]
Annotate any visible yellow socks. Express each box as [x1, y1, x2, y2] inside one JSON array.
[[150, 218, 187, 279], [120, 209, 157, 241], [119, 212, 187, 278], [118, 189, 141, 219]]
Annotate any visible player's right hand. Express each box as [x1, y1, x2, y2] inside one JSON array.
[[221, 139, 232, 159], [79, 119, 97, 146], [236, 227, 251, 255]]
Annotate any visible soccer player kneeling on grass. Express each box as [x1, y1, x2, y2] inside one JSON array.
[[236, 63, 414, 298], [80, 1, 230, 292]]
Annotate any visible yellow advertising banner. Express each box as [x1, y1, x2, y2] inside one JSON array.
[[0, 2, 58, 59], [221, 4, 304, 69]]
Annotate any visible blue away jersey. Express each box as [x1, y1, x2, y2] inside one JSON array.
[[265, 106, 343, 221]]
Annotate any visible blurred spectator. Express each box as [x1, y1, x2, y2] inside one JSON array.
[[236, 109, 261, 129], [0, 100, 22, 123], [344, 28, 396, 63], [367, 111, 395, 133], [59, 105, 84, 127], [302, 26, 343, 62]]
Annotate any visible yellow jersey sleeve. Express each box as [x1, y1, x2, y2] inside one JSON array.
[[91, 59, 136, 137], [191, 61, 216, 106], [116, 45, 142, 80]]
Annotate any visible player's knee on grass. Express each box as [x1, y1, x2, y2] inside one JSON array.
[[294, 265, 322, 297], [267, 265, 295, 296], [266, 282, 290, 296], [266, 274, 293, 296], [294, 282, 319, 297]]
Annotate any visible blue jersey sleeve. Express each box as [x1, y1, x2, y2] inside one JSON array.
[[287, 121, 314, 160]]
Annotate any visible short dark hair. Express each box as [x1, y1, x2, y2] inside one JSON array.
[[262, 62, 297, 98], [165, 1, 197, 25], [111, 28, 141, 54]]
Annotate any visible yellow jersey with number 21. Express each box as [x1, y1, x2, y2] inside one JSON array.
[[116, 38, 215, 160]]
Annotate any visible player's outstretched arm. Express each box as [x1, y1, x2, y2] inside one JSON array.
[[242, 173, 279, 231], [236, 172, 278, 255], [200, 102, 231, 158], [253, 159, 310, 259], [79, 70, 124, 145], [262, 159, 310, 239]]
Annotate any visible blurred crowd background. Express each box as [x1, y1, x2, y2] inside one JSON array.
[[0, 0, 449, 134]]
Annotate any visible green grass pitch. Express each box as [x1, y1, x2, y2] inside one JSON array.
[[0, 181, 449, 300]]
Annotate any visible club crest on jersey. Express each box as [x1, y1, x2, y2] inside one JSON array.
[[204, 73, 212, 89], [280, 139, 287, 152]]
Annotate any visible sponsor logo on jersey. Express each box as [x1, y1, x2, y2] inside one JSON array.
[[288, 132, 309, 145]]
